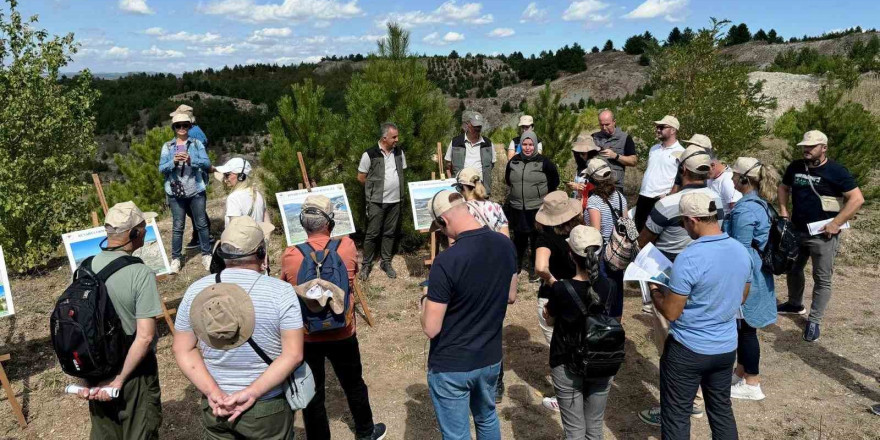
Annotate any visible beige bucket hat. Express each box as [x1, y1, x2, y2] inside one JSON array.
[[535, 191, 582, 226], [190, 283, 255, 350]]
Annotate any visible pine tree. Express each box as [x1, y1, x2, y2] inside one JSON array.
[[753, 29, 768, 42], [525, 82, 581, 168], [667, 27, 683, 46], [591, 46, 600, 53], [602, 40, 614, 52]]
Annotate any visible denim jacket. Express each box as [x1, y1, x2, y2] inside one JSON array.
[[159, 138, 211, 197], [724, 191, 777, 328]]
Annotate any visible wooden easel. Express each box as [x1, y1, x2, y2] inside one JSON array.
[[0, 354, 26, 428], [295, 154, 375, 327], [90, 174, 176, 334], [423, 142, 450, 268]]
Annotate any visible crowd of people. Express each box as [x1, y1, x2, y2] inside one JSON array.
[[66, 104, 867, 440]]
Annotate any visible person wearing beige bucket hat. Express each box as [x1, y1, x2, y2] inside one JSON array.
[[420, 190, 518, 438], [75, 201, 164, 440], [279, 194, 388, 440], [634, 115, 684, 233], [173, 216, 307, 439], [568, 133, 602, 202], [170, 104, 213, 254], [777, 129, 864, 343]]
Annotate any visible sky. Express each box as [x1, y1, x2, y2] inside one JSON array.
[[15, 0, 880, 74]]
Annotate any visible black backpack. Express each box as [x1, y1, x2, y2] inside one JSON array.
[[746, 200, 801, 275], [558, 280, 626, 378], [50, 255, 140, 381]]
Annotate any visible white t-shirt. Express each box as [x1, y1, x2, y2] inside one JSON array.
[[358, 145, 407, 203], [225, 187, 266, 226], [707, 168, 743, 209], [640, 141, 685, 198], [445, 137, 496, 182]]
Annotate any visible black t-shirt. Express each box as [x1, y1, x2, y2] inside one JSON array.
[[545, 278, 614, 368], [535, 229, 578, 297], [782, 159, 857, 230], [427, 227, 517, 372]]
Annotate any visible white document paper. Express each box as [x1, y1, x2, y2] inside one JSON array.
[[624, 243, 674, 303], [807, 218, 850, 236]]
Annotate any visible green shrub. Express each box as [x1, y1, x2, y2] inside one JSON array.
[[103, 127, 173, 213], [0, 0, 100, 271], [525, 82, 582, 174]]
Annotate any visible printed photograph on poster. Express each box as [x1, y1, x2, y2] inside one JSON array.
[[408, 179, 457, 230], [0, 246, 15, 317], [62, 218, 171, 275], [276, 184, 356, 246]]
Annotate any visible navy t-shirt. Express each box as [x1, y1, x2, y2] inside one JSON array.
[[427, 227, 517, 372], [782, 159, 857, 230]]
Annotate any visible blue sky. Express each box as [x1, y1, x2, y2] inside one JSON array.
[[17, 0, 880, 74]]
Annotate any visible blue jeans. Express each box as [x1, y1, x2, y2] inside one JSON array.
[[427, 362, 501, 440], [168, 192, 211, 259]]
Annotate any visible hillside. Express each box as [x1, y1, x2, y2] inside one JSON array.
[[722, 31, 880, 69]]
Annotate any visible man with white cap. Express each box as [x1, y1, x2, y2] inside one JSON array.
[[592, 109, 638, 190], [635, 115, 684, 232], [506, 114, 543, 159], [75, 201, 163, 440], [647, 192, 751, 439], [777, 129, 864, 342], [173, 216, 305, 439], [670, 134, 742, 214], [279, 194, 388, 440], [213, 157, 268, 226], [446, 112, 496, 195], [420, 190, 518, 440]]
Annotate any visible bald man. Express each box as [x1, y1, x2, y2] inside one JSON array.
[[592, 109, 638, 191]]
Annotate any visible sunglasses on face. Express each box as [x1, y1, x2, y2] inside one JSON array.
[[655, 125, 670, 131], [173, 123, 192, 130]]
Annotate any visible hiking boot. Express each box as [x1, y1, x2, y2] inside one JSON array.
[[201, 254, 213, 271], [777, 302, 807, 315], [495, 381, 504, 404], [359, 265, 372, 281], [542, 396, 560, 412], [169, 258, 182, 274], [380, 262, 397, 279], [803, 321, 821, 342], [730, 381, 766, 401], [638, 407, 661, 426], [357, 423, 387, 440]]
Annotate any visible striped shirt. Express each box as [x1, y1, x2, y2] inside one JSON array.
[[175, 268, 303, 399], [586, 191, 628, 241], [646, 185, 724, 258]]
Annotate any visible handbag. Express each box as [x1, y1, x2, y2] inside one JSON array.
[[803, 163, 844, 213], [247, 338, 315, 410]]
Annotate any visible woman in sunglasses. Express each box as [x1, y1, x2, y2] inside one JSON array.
[[158, 113, 213, 273]]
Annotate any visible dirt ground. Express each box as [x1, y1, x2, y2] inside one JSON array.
[[0, 195, 879, 440]]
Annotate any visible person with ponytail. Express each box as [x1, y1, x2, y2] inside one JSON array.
[[542, 225, 615, 439], [213, 157, 268, 226], [725, 157, 780, 401], [455, 167, 509, 237]]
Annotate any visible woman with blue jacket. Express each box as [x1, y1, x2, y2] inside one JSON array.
[[724, 157, 779, 401], [159, 113, 212, 272]]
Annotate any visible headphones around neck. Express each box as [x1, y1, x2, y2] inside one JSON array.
[[299, 206, 336, 233], [739, 161, 762, 185], [98, 226, 142, 251]]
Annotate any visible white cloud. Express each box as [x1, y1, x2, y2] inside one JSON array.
[[305, 36, 328, 44], [141, 45, 185, 59], [520, 2, 548, 23], [488, 28, 515, 38], [623, 0, 688, 22], [563, 0, 611, 23], [200, 0, 363, 24], [423, 31, 465, 46], [103, 46, 131, 59], [144, 27, 163, 36], [156, 31, 222, 44], [333, 34, 385, 43], [379, 1, 493, 28], [204, 44, 238, 56], [258, 27, 293, 37], [118, 0, 153, 15]]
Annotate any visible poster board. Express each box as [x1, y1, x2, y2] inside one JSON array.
[[0, 246, 15, 317], [276, 184, 356, 246], [62, 218, 171, 275], [408, 179, 457, 231]]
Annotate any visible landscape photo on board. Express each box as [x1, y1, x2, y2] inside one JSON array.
[[276, 184, 356, 246], [62, 219, 171, 275], [408, 179, 457, 230], [0, 246, 13, 317]]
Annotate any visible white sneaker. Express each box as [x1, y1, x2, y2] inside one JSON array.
[[730, 381, 765, 401], [169, 258, 182, 274], [731, 373, 743, 386], [542, 396, 560, 412], [642, 303, 654, 314], [201, 254, 212, 271]]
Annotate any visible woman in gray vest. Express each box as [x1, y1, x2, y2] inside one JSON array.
[[505, 131, 560, 280]]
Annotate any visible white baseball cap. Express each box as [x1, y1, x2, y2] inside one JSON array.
[[213, 157, 252, 182]]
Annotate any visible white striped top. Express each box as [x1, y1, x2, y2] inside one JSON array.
[[176, 268, 303, 399]]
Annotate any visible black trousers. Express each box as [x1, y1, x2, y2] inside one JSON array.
[[363, 202, 401, 267], [736, 320, 760, 375], [660, 336, 738, 440], [512, 229, 538, 273], [634, 195, 660, 233], [303, 335, 375, 439]]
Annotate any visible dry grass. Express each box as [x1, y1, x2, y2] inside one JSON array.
[[843, 73, 880, 116]]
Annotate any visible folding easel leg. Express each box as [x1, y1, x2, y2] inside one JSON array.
[[353, 279, 376, 327], [0, 355, 26, 428]]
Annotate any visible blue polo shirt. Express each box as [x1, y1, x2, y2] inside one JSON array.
[[427, 226, 517, 372], [667, 233, 751, 355]]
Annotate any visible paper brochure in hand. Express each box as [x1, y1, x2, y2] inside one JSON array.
[[807, 218, 849, 236], [624, 242, 673, 286]]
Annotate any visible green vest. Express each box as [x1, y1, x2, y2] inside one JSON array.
[[364, 146, 405, 204]]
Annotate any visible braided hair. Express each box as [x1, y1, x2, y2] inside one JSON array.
[[570, 245, 601, 284]]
